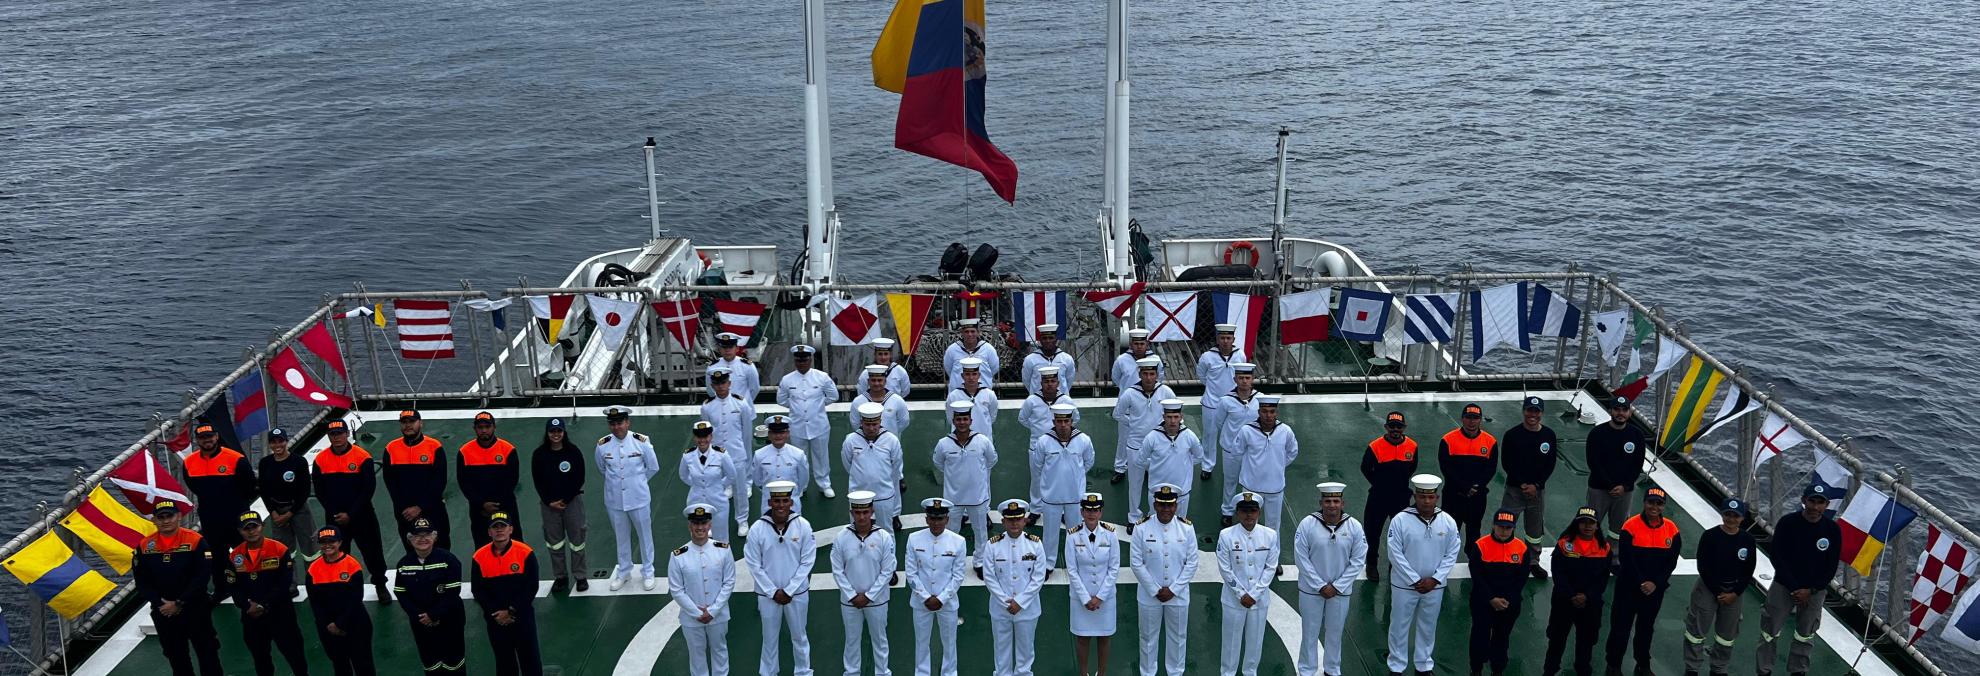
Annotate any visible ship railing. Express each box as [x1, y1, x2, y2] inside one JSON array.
[[0, 271, 1966, 674]]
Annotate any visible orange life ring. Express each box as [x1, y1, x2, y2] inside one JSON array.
[[1224, 241, 1259, 267], [696, 250, 712, 269]]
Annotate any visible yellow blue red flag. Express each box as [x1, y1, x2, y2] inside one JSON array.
[[1839, 482, 1918, 577], [872, 0, 1018, 202], [3, 532, 116, 620]]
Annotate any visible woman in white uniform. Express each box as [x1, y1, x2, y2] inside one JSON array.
[[1067, 492, 1119, 676]]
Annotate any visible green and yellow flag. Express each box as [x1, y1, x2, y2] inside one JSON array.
[[1660, 355, 1726, 453]]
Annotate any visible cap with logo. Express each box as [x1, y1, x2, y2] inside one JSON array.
[[604, 406, 632, 422], [1803, 484, 1833, 501], [316, 526, 344, 542], [1000, 499, 1031, 518], [1317, 482, 1347, 497], [921, 498, 952, 516], [790, 344, 817, 356], [1152, 483, 1182, 504], [326, 419, 350, 433], [1462, 404, 1483, 418], [473, 411, 495, 424], [1573, 506, 1599, 523], [1608, 396, 1631, 409], [268, 428, 289, 441], [487, 512, 513, 527], [684, 503, 715, 523], [1234, 492, 1262, 511], [399, 410, 421, 421], [546, 417, 567, 431], [238, 511, 264, 527], [847, 490, 877, 507], [691, 420, 714, 437], [1080, 493, 1104, 510], [1523, 397, 1545, 411], [709, 368, 731, 384], [153, 500, 181, 516], [765, 480, 798, 499], [1493, 509, 1518, 527], [1721, 498, 1749, 518], [715, 332, 740, 346], [1644, 487, 1670, 504], [194, 423, 217, 437], [1385, 411, 1407, 427], [408, 517, 437, 534], [766, 415, 791, 432]]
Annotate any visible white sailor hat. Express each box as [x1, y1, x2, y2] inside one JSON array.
[[872, 337, 897, 350], [847, 490, 877, 507], [864, 364, 889, 376], [1000, 499, 1031, 518], [1317, 482, 1348, 497], [684, 503, 716, 522], [1049, 403, 1077, 417], [1234, 492, 1262, 510], [765, 480, 798, 498], [1232, 362, 1256, 374], [1037, 323, 1059, 333], [1410, 474, 1444, 493], [857, 402, 886, 420], [1135, 355, 1161, 369], [921, 497, 952, 515], [1127, 328, 1151, 339], [1257, 394, 1282, 407], [1159, 398, 1185, 411], [715, 332, 741, 344], [956, 318, 981, 328], [1037, 365, 1061, 378], [791, 344, 817, 356], [1214, 323, 1238, 334], [948, 400, 975, 417], [754, 424, 770, 439], [959, 357, 984, 371]]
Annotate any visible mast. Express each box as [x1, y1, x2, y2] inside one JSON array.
[[1271, 127, 1290, 279], [1102, 0, 1133, 283], [643, 137, 664, 241], [801, 0, 839, 285]]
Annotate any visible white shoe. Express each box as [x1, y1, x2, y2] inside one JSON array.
[[609, 575, 629, 592], [642, 576, 659, 591], [823, 487, 836, 499]]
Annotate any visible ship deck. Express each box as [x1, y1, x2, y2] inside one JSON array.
[[79, 391, 1904, 675]]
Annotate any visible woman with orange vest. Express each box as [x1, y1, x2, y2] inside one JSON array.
[[460, 411, 523, 548], [1606, 487, 1683, 676], [1437, 404, 1499, 546], [1360, 411, 1418, 583], [385, 410, 452, 545], [1543, 507, 1612, 676], [472, 513, 543, 676], [307, 526, 377, 676], [1467, 510, 1531, 676]]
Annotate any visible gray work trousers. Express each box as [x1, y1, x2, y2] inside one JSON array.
[[540, 498, 590, 581], [1682, 584, 1743, 673], [1585, 487, 1633, 539], [1757, 585, 1825, 675], [1499, 487, 1549, 549], [266, 506, 318, 585]]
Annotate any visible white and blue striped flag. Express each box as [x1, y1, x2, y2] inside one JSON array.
[[1402, 293, 1457, 345], [1943, 579, 1980, 653], [1470, 282, 1530, 361], [1526, 283, 1582, 338], [1810, 448, 1854, 518]]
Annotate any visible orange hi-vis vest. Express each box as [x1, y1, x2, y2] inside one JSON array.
[[1620, 515, 1680, 549], [232, 538, 289, 575], [183, 447, 246, 477], [1368, 436, 1418, 464], [140, 529, 204, 558], [1557, 535, 1611, 559], [459, 439, 516, 467], [473, 541, 536, 577], [1472, 534, 1529, 565], [387, 436, 444, 466], [309, 552, 363, 584], [313, 445, 373, 474], [1441, 429, 1497, 459]]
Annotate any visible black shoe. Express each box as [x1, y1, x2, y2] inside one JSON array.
[[1604, 667, 1623, 676], [575, 578, 590, 592], [1027, 513, 1040, 527], [1682, 671, 1697, 676], [1367, 567, 1380, 584], [974, 566, 984, 579], [1470, 670, 1483, 676], [1111, 471, 1125, 484], [893, 572, 901, 587], [892, 516, 903, 531], [551, 578, 570, 594], [1632, 664, 1654, 676], [375, 584, 394, 606], [1531, 565, 1550, 580]]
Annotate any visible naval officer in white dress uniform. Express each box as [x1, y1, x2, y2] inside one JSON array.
[[776, 344, 839, 498], [670, 503, 736, 676], [1131, 484, 1198, 676], [983, 499, 1048, 676], [907, 498, 968, 676], [596, 406, 661, 591], [1067, 492, 1120, 676], [1219, 492, 1280, 676]]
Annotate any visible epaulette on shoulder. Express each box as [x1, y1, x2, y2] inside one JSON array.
[[738, 356, 751, 363], [633, 432, 649, 442], [714, 541, 730, 548], [675, 545, 690, 556], [1135, 515, 1150, 525], [1179, 517, 1193, 525], [1101, 523, 1116, 531], [989, 533, 1005, 543], [1026, 533, 1041, 542], [712, 446, 726, 453], [598, 435, 612, 445]]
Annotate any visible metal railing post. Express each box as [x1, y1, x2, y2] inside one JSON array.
[[460, 280, 489, 397], [328, 295, 361, 403], [1552, 264, 1576, 386], [354, 282, 388, 396], [1572, 267, 1597, 384], [1451, 269, 1472, 390], [1885, 465, 1912, 630]]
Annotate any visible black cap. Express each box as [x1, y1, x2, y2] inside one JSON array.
[[604, 407, 631, 422], [316, 526, 344, 542], [710, 371, 731, 384], [546, 417, 567, 431], [1523, 397, 1544, 411], [1462, 404, 1483, 419], [399, 409, 421, 421], [1721, 498, 1749, 519], [1804, 484, 1834, 501], [691, 421, 714, 437], [487, 512, 513, 528], [1608, 396, 1631, 409], [407, 518, 436, 534], [268, 428, 289, 440], [237, 511, 263, 527], [152, 500, 181, 516], [194, 423, 217, 437], [1384, 411, 1407, 427], [325, 419, 349, 433], [1493, 509, 1518, 526]]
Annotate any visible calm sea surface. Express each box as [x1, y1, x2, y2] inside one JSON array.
[[4, 0, 1978, 666]]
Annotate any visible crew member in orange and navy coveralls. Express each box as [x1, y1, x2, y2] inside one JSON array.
[[460, 411, 523, 548], [1467, 509, 1530, 676], [133, 500, 222, 676], [307, 526, 376, 676], [1438, 404, 1499, 545], [182, 421, 257, 596], [473, 512, 544, 676], [386, 409, 452, 545], [1543, 507, 1612, 676], [228, 510, 309, 676], [394, 517, 467, 675], [312, 419, 393, 603], [1607, 487, 1683, 676], [1359, 411, 1418, 582]]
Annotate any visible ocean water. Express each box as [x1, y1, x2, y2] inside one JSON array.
[[4, 0, 1978, 667]]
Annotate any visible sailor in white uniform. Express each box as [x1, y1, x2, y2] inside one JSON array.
[[870, 337, 913, 398], [1066, 493, 1120, 676], [745, 481, 816, 676], [1114, 356, 1176, 522], [751, 416, 809, 517], [1219, 492, 1280, 676], [776, 344, 839, 498], [705, 332, 762, 402], [843, 403, 907, 529], [700, 368, 756, 463], [1141, 400, 1210, 516], [932, 400, 999, 560], [669, 503, 736, 676], [945, 357, 1000, 444], [680, 421, 749, 542], [595, 406, 661, 591], [848, 364, 912, 436], [1019, 324, 1077, 396], [1018, 367, 1077, 504], [1196, 324, 1247, 508], [1230, 395, 1298, 535], [984, 499, 1048, 676], [831, 491, 896, 676], [1109, 328, 1166, 391], [908, 498, 968, 676], [1030, 403, 1094, 567], [1132, 484, 1198, 676], [1386, 474, 1463, 675], [1294, 482, 1367, 676], [941, 318, 1001, 391], [1212, 363, 1261, 518]]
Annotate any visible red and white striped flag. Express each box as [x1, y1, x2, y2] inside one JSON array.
[[393, 299, 455, 359], [712, 299, 768, 346], [1083, 282, 1146, 318], [1907, 523, 1978, 644]]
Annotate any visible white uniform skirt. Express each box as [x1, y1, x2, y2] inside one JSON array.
[[1070, 591, 1116, 636]]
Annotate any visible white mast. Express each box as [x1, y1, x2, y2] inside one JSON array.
[[1101, 0, 1133, 282], [801, 0, 840, 285]]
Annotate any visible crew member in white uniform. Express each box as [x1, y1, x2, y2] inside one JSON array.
[[945, 358, 1000, 444], [1386, 474, 1463, 675], [776, 344, 839, 498], [1067, 493, 1119, 676], [1294, 482, 1367, 676], [670, 504, 736, 676], [1212, 363, 1261, 518], [595, 406, 661, 591], [1020, 324, 1077, 396], [908, 498, 968, 676], [1019, 367, 1077, 505], [745, 481, 816, 676], [680, 421, 748, 542], [1219, 492, 1280, 676], [1114, 356, 1176, 522], [1142, 400, 1210, 516], [870, 337, 913, 398], [1109, 328, 1165, 391], [1030, 403, 1094, 567], [849, 365, 912, 435], [1132, 484, 1198, 676], [843, 404, 907, 529], [1230, 395, 1298, 535], [983, 499, 1048, 676], [700, 369, 756, 464], [942, 318, 1001, 391], [1196, 324, 1247, 510], [832, 491, 896, 676], [933, 400, 999, 560], [751, 416, 809, 517], [705, 332, 762, 402]]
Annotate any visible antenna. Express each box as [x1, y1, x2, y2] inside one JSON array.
[[643, 137, 665, 241]]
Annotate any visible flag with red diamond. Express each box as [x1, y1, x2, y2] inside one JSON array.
[[830, 294, 882, 346]]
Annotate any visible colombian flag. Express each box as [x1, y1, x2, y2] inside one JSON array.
[[1838, 482, 1918, 577], [60, 486, 157, 574], [873, 0, 1019, 203], [4, 532, 116, 620]]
